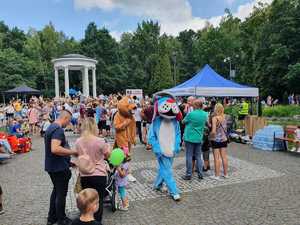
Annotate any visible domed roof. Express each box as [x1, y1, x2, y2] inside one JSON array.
[[51, 53, 97, 64], [61, 54, 90, 59]]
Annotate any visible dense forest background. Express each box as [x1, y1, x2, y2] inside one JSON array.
[[0, 0, 299, 100]]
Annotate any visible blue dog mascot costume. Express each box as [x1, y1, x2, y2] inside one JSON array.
[[148, 92, 182, 201]]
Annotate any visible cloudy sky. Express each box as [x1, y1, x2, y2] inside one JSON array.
[[0, 0, 272, 40]]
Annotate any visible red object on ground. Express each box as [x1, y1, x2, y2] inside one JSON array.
[[7, 135, 20, 153], [18, 137, 32, 153], [0, 132, 8, 139], [7, 136, 32, 153]]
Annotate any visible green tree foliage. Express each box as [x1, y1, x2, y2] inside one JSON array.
[[0, 0, 300, 98]]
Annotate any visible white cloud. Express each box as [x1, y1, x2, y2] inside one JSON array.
[[110, 30, 123, 41], [74, 0, 273, 36], [226, 0, 236, 5]]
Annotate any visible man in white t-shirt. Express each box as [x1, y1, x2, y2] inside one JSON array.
[[134, 104, 143, 144]]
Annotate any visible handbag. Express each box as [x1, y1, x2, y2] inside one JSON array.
[[76, 143, 97, 174], [216, 118, 231, 144], [74, 171, 82, 194]]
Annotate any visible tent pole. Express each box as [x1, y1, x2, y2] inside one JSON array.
[[250, 98, 253, 115], [258, 96, 262, 117]]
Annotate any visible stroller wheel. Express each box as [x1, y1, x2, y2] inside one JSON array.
[[111, 184, 119, 212]]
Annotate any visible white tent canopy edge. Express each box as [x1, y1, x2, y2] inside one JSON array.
[[166, 87, 259, 97]]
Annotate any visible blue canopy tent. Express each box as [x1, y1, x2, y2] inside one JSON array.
[[166, 64, 259, 97]]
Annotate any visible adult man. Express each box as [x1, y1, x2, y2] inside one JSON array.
[[134, 103, 143, 144], [238, 98, 249, 120], [44, 110, 77, 225]]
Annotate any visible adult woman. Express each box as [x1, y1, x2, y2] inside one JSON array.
[[182, 99, 208, 180], [75, 118, 111, 223], [210, 103, 229, 180]]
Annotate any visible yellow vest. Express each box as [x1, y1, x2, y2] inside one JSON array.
[[239, 102, 249, 115]]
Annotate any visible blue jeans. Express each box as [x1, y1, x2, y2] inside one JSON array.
[[185, 141, 203, 177]]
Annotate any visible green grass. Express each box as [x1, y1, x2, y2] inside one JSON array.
[[263, 105, 300, 117], [267, 119, 300, 126]]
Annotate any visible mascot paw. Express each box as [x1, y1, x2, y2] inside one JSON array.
[[172, 194, 181, 201]]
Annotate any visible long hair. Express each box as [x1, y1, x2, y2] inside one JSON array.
[[81, 117, 98, 137], [214, 103, 224, 117]]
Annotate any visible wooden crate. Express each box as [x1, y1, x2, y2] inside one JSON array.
[[245, 116, 267, 137]]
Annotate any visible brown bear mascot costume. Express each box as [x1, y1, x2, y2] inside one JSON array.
[[113, 96, 137, 182]]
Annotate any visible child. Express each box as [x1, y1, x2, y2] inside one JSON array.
[[72, 109, 80, 134], [21, 119, 30, 135], [71, 188, 101, 225], [40, 116, 51, 137], [116, 157, 130, 211]]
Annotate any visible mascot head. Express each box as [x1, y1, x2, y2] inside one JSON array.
[[153, 92, 182, 121], [117, 96, 137, 117]]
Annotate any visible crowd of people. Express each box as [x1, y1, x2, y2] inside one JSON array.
[[0, 93, 232, 225]]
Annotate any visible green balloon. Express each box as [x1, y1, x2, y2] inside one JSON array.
[[109, 148, 125, 166]]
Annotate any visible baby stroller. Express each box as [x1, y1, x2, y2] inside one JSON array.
[[104, 166, 119, 212]]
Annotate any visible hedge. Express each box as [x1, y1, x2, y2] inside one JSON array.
[[262, 105, 300, 117], [224, 105, 300, 118]]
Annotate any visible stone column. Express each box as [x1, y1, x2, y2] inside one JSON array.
[[54, 67, 59, 98], [64, 66, 69, 97], [81, 68, 85, 96], [92, 67, 97, 98], [84, 66, 89, 97]]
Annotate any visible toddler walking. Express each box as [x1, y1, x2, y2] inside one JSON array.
[[116, 157, 130, 211]]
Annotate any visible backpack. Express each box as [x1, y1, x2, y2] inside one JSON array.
[[76, 143, 96, 174]]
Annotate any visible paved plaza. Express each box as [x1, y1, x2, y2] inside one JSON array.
[[1, 135, 300, 225]]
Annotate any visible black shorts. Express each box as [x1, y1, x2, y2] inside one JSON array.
[[142, 122, 147, 128], [105, 125, 111, 131], [211, 141, 228, 149], [203, 150, 210, 161], [98, 121, 107, 130]]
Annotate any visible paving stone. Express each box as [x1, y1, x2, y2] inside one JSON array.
[[1, 137, 300, 225]]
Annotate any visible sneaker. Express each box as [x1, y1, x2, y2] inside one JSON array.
[[46, 221, 56, 225], [198, 174, 204, 180], [0, 209, 4, 215], [172, 194, 181, 201], [297, 148, 300, 153], [210, 175, 221, 181], [181, 175, 191, 180], [290, 147, 296, 152], [223, 174, 229, 179], [119, 206, 129, 211], [127, 174, 137, 182]]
